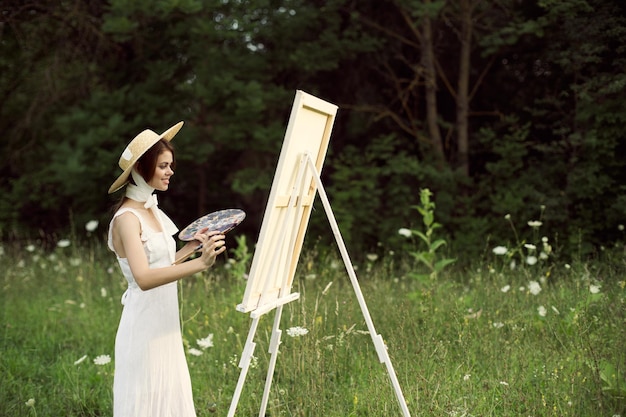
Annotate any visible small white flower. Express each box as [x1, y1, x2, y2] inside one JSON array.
[[618, 224, 624, 232], [492, 246, 508, 255], [504, 214, 511, 220], [528, 220, 543, 228], [501, 285, 511, 293], [74, 355, 88, 365], [541, 236, 549, 243], [499, 381, 509, 386], [57, 239, 71, 248], [188, 348, 203, 356], [25, 398, 35, 407], [286, 326, 309, 337], [524, 243, 536, 251], [538, 305, 547, 317], [463, 374, 471, 381], [539, 251, 549, 260], [93, 354, 111, 365], [528, 281, 542, 295], [366, 253, 378, 262], [526, 255, 538, 266], [197, 334, 214, 349], [100, 287, 107, 298], [398, 228, 412, 238], [564, 263, 571, 269], [493, 322, 504, 328], [589, 284, 601, 294], [26, 244, 36, 252], [510, 260, 516, 270], [85, 220, 99, 232]]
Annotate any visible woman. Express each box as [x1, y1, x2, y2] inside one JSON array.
[[107, 121, 224, 416]]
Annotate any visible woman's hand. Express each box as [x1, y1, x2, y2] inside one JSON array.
[[193, 230, 226, 269]]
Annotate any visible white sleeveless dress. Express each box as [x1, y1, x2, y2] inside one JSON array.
[[108, 208, 196, 417]]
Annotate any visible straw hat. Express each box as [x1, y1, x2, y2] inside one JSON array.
[[108, 121, 184, 194]]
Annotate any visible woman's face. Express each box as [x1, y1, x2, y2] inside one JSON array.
[[149, 151, 174, 191]]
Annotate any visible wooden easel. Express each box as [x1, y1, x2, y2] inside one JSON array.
[[226, 152, 411, 417]]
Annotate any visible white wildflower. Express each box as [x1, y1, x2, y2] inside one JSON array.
[[57, 239, 71, 248], [197, 334, 214, 349], [589, 284, 601, 294], [526, 255, 538, 265], [93, 354, 111, 365], [366, 253, 378, 262], [188, 348, 203, 356], [528, 220, 543, 228], [85, 220, 99, 232], [528, 280, 542, 295], [524, 243, 536, 251], [286, 326, 309, 337], [398, 228, 412, 238], [492, 246, 508, 255], [538, 305, 547, 317], [501, 285, 511, 293]]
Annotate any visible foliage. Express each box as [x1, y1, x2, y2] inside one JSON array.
[[401, 189, 456, 287], [1, 0, 625, 261]]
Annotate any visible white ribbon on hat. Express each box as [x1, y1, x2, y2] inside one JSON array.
[[126, 169, 179, 262]]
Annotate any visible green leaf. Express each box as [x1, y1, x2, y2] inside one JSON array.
[[430, 239, 447, 252], [434, 258, 457, 272]]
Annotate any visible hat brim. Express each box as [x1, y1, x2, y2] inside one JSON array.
[[108, 121, 184, 194]]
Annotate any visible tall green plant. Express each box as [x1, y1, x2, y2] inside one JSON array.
[[402, 188, 456, 284]]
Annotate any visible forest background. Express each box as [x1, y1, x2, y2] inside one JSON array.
[[1, 0, 625, 262]]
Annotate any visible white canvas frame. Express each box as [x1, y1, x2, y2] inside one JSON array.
[[237, 90, 338, 313]]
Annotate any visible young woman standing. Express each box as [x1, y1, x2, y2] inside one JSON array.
[[107, 121, 224, 416]]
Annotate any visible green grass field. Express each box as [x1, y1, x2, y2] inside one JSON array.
[[1, 238, 625, 416]]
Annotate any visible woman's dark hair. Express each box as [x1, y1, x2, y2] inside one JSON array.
[[134, 139, 176, 183]]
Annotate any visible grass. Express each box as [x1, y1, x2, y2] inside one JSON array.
[[1, 237, 625, 417]]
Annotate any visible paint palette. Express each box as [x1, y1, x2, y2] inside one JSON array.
[[178, 209, 246, 241]]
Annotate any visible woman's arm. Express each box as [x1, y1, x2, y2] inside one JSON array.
[[114, 213, 226, 290]]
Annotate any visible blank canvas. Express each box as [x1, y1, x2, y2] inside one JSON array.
[[237, 91, 338, 313]]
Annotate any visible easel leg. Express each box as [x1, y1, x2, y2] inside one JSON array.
[[258, 304, 284, 416], [306, 155, 412, 416], [227, 315, 260, 417]]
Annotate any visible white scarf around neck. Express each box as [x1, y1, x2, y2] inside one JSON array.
[[125, 169, 178, 239]]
